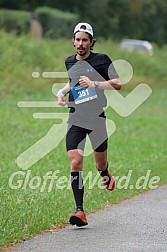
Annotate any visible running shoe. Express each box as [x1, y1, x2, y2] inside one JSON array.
[[102, 171, 115, 191], [69, 210, 88, 227]]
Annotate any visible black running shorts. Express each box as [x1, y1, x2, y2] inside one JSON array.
[[66, 120, 108, 152]]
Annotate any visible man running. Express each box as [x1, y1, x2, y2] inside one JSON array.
[[57, 22, 121, 227]]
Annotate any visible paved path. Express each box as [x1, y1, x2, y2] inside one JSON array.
[[9, 185, 167, 252]]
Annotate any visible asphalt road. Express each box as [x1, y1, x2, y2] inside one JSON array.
[[9, 184, 167, 252]]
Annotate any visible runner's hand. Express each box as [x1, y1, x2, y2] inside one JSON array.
[[57, 96, 67, 106], [79, 76, 94, 88]]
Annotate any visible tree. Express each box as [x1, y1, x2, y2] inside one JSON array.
[[0, 0, 167, 45]]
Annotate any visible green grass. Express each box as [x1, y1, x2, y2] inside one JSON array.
[[0, 31, 167, 249]]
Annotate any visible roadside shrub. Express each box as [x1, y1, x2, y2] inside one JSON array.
[[34, 6, 78, 39], [0, 9, 31, 35]]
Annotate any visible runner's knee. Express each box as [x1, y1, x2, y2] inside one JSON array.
[[68, 151, 83, 171], [70, 158, 82, 171]]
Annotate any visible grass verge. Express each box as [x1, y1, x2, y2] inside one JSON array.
[[0, 31, 167, 248]]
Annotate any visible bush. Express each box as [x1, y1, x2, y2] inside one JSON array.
[[0, 9, 31, 35], [34, 6, 78, 39]]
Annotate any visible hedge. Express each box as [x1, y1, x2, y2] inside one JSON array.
[[0, 9, 31, 35], [34, 6, 78, 39]]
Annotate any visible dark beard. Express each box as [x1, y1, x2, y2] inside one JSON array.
[[77, 51, 87, 56]]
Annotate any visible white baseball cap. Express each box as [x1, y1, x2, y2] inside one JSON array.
[[74, 22, 93, 36]]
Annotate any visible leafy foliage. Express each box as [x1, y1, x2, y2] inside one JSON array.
[[34, 6, 78, 39], [0, 9, 31, 34], [0, 0, 167, 45]]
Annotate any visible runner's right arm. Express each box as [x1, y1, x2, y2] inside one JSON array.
[[56, 82, 70, 106]]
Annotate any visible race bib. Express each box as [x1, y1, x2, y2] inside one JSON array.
[[71, 85, 97, 104]]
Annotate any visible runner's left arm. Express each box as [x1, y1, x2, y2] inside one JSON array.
[[79, 76, 121, 90]]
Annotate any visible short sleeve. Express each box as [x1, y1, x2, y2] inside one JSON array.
[[103, 54, 119, 79]]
